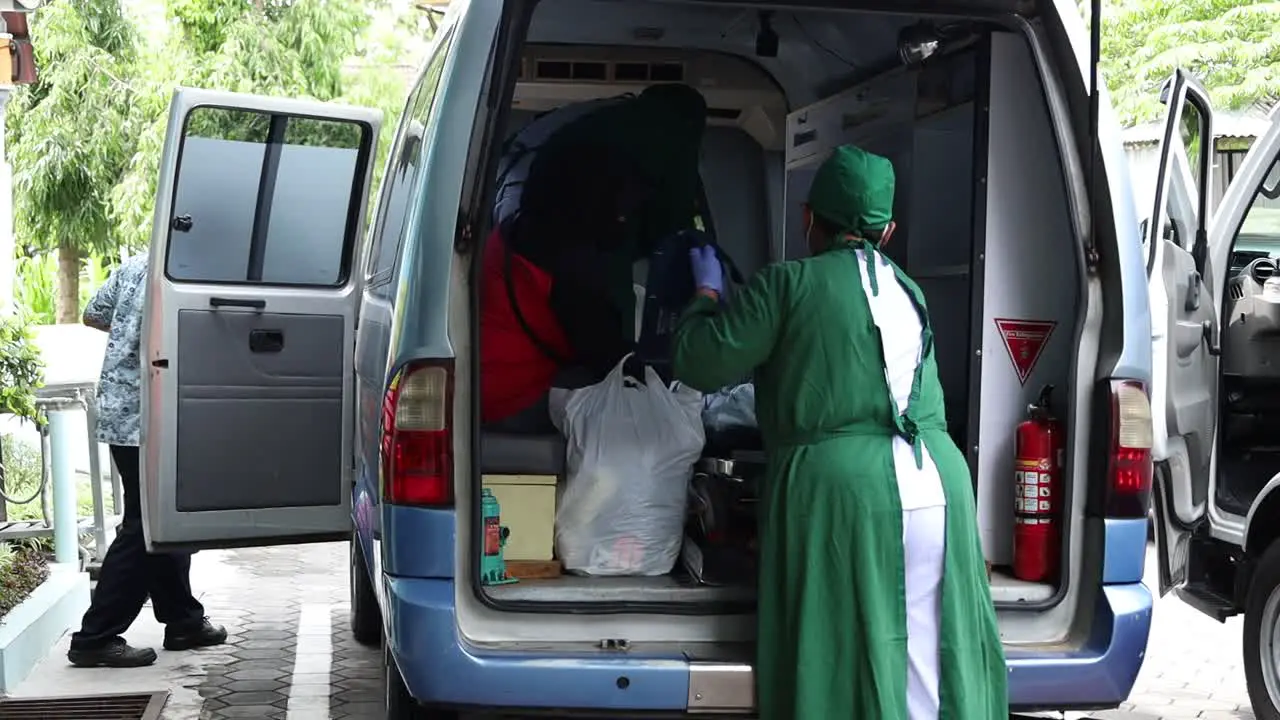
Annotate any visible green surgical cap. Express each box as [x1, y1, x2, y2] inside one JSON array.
[[807, 145, 895, 235]]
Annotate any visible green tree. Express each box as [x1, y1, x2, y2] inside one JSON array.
[[1099, 0, 1280, 126], [111, 0, 417, 249], [8, 0, 142, 323], [0, 314, 44, 426]]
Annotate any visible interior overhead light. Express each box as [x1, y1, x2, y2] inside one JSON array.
[[898, 22, 940, 66], [755, 11, 779, 59]]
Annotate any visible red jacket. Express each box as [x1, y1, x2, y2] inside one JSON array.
[[479, 229, 570, 423]]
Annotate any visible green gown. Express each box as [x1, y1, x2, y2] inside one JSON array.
[[672, 239, 1008, 719]]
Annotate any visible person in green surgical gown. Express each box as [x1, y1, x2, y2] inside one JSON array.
[[671, 145, 1008, 720]]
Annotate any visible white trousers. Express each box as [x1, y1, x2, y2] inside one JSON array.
[[903, 505, 947, 720]]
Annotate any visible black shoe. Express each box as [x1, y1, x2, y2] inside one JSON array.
[[164, 618, 228, 651], [67, 638, 158, 668]]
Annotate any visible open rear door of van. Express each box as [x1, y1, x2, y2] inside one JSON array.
[[140, 88, 381, 553], [1147, 70, 1221, 598]]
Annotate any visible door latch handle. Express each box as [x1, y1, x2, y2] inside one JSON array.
[[209, 297, 266, 310], [171, 214, 193, 233], [1203, 320, 1221, 356], [249, 329, 285, 353], [1185, 272, 1202, 311]]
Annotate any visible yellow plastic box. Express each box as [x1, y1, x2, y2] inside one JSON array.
[[481, 474, 558, 562]]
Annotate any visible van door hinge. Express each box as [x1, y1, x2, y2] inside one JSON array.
[[455, 218, 475, 255]]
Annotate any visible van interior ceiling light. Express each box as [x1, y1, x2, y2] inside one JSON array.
[[898, 22, 940, 66], [756, 10, 779, 58]]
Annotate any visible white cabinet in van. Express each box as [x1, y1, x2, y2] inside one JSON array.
[[784, 68, 916, 169]]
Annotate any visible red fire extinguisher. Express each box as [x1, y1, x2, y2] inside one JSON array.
[[1013, 385, 1064, 583]]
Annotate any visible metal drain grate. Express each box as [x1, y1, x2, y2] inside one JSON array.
[[0, 691, 168, 719]]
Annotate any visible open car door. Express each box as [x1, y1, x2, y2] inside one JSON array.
[[1214, 106, 1280, 541], [141, 88, 381, 553], [1148, 70, 1220, 597]]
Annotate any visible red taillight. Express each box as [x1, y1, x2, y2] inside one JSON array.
[[382, 360, 454, 507], [1105, 379, 1153, 518]]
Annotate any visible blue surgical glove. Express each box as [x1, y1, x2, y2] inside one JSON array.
[[689, 244, 724, 294]]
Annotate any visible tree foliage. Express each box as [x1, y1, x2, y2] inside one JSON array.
[[8, 0, 142, 321], [111, 0, 420, 250], [1099, 0, 1280, 126], [9, 0, 426, 322], [0, 314, 44, 426]]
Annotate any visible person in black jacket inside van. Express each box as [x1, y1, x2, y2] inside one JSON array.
[[480, 84, 707, 432], [480, 141, 651, 436], [510, 141, 650, 374]]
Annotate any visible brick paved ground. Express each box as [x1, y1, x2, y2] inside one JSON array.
[[9, 542, 1262, 719], [14, 543, 382, 719], [190, 546, 383, 719]]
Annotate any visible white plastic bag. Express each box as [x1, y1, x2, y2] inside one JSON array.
[[549, 356, 704, 576], [702, 383, 757, 432]]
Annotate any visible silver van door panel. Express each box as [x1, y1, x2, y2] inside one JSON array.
[[142, 88, 381, 552], [1148, 70, 1219, 596]]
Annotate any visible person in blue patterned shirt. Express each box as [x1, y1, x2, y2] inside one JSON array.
[[67, 254, 227, 668]]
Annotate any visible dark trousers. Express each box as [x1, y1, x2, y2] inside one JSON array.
[[70, 445, 204, 650]]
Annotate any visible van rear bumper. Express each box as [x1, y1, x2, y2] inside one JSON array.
[[385, 577, 1152, 712], [385, 576, 692, 711], [1006, 583, 1153, 710]]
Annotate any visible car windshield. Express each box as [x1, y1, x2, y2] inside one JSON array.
[[1231, 155, 1280, 272], [1240, 207, 1280, 238]]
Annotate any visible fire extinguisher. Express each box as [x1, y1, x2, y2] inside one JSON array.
[[1013, 385, 1064, 583]]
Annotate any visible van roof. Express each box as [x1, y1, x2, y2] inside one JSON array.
[[697, 0, 1032, 13]]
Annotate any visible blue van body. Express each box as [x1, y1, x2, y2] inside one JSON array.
[[348, 0, 1155, 714], [358, 521, 1152, 711]]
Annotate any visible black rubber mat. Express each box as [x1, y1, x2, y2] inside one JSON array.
[[0, 691, 167, 719]]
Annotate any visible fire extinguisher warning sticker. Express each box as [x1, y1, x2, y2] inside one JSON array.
[[995, 318, 1057, 386]]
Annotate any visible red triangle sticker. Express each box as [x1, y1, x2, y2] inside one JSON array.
[[995, 319, 1056, 386]]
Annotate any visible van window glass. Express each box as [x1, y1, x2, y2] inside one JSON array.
[[367, 28, 456, 281], [1178, 107, 1204, 189], [1158, 97, 1208, 253], [166, 106, 371, 286], [1236, 156, 1280, 248]]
